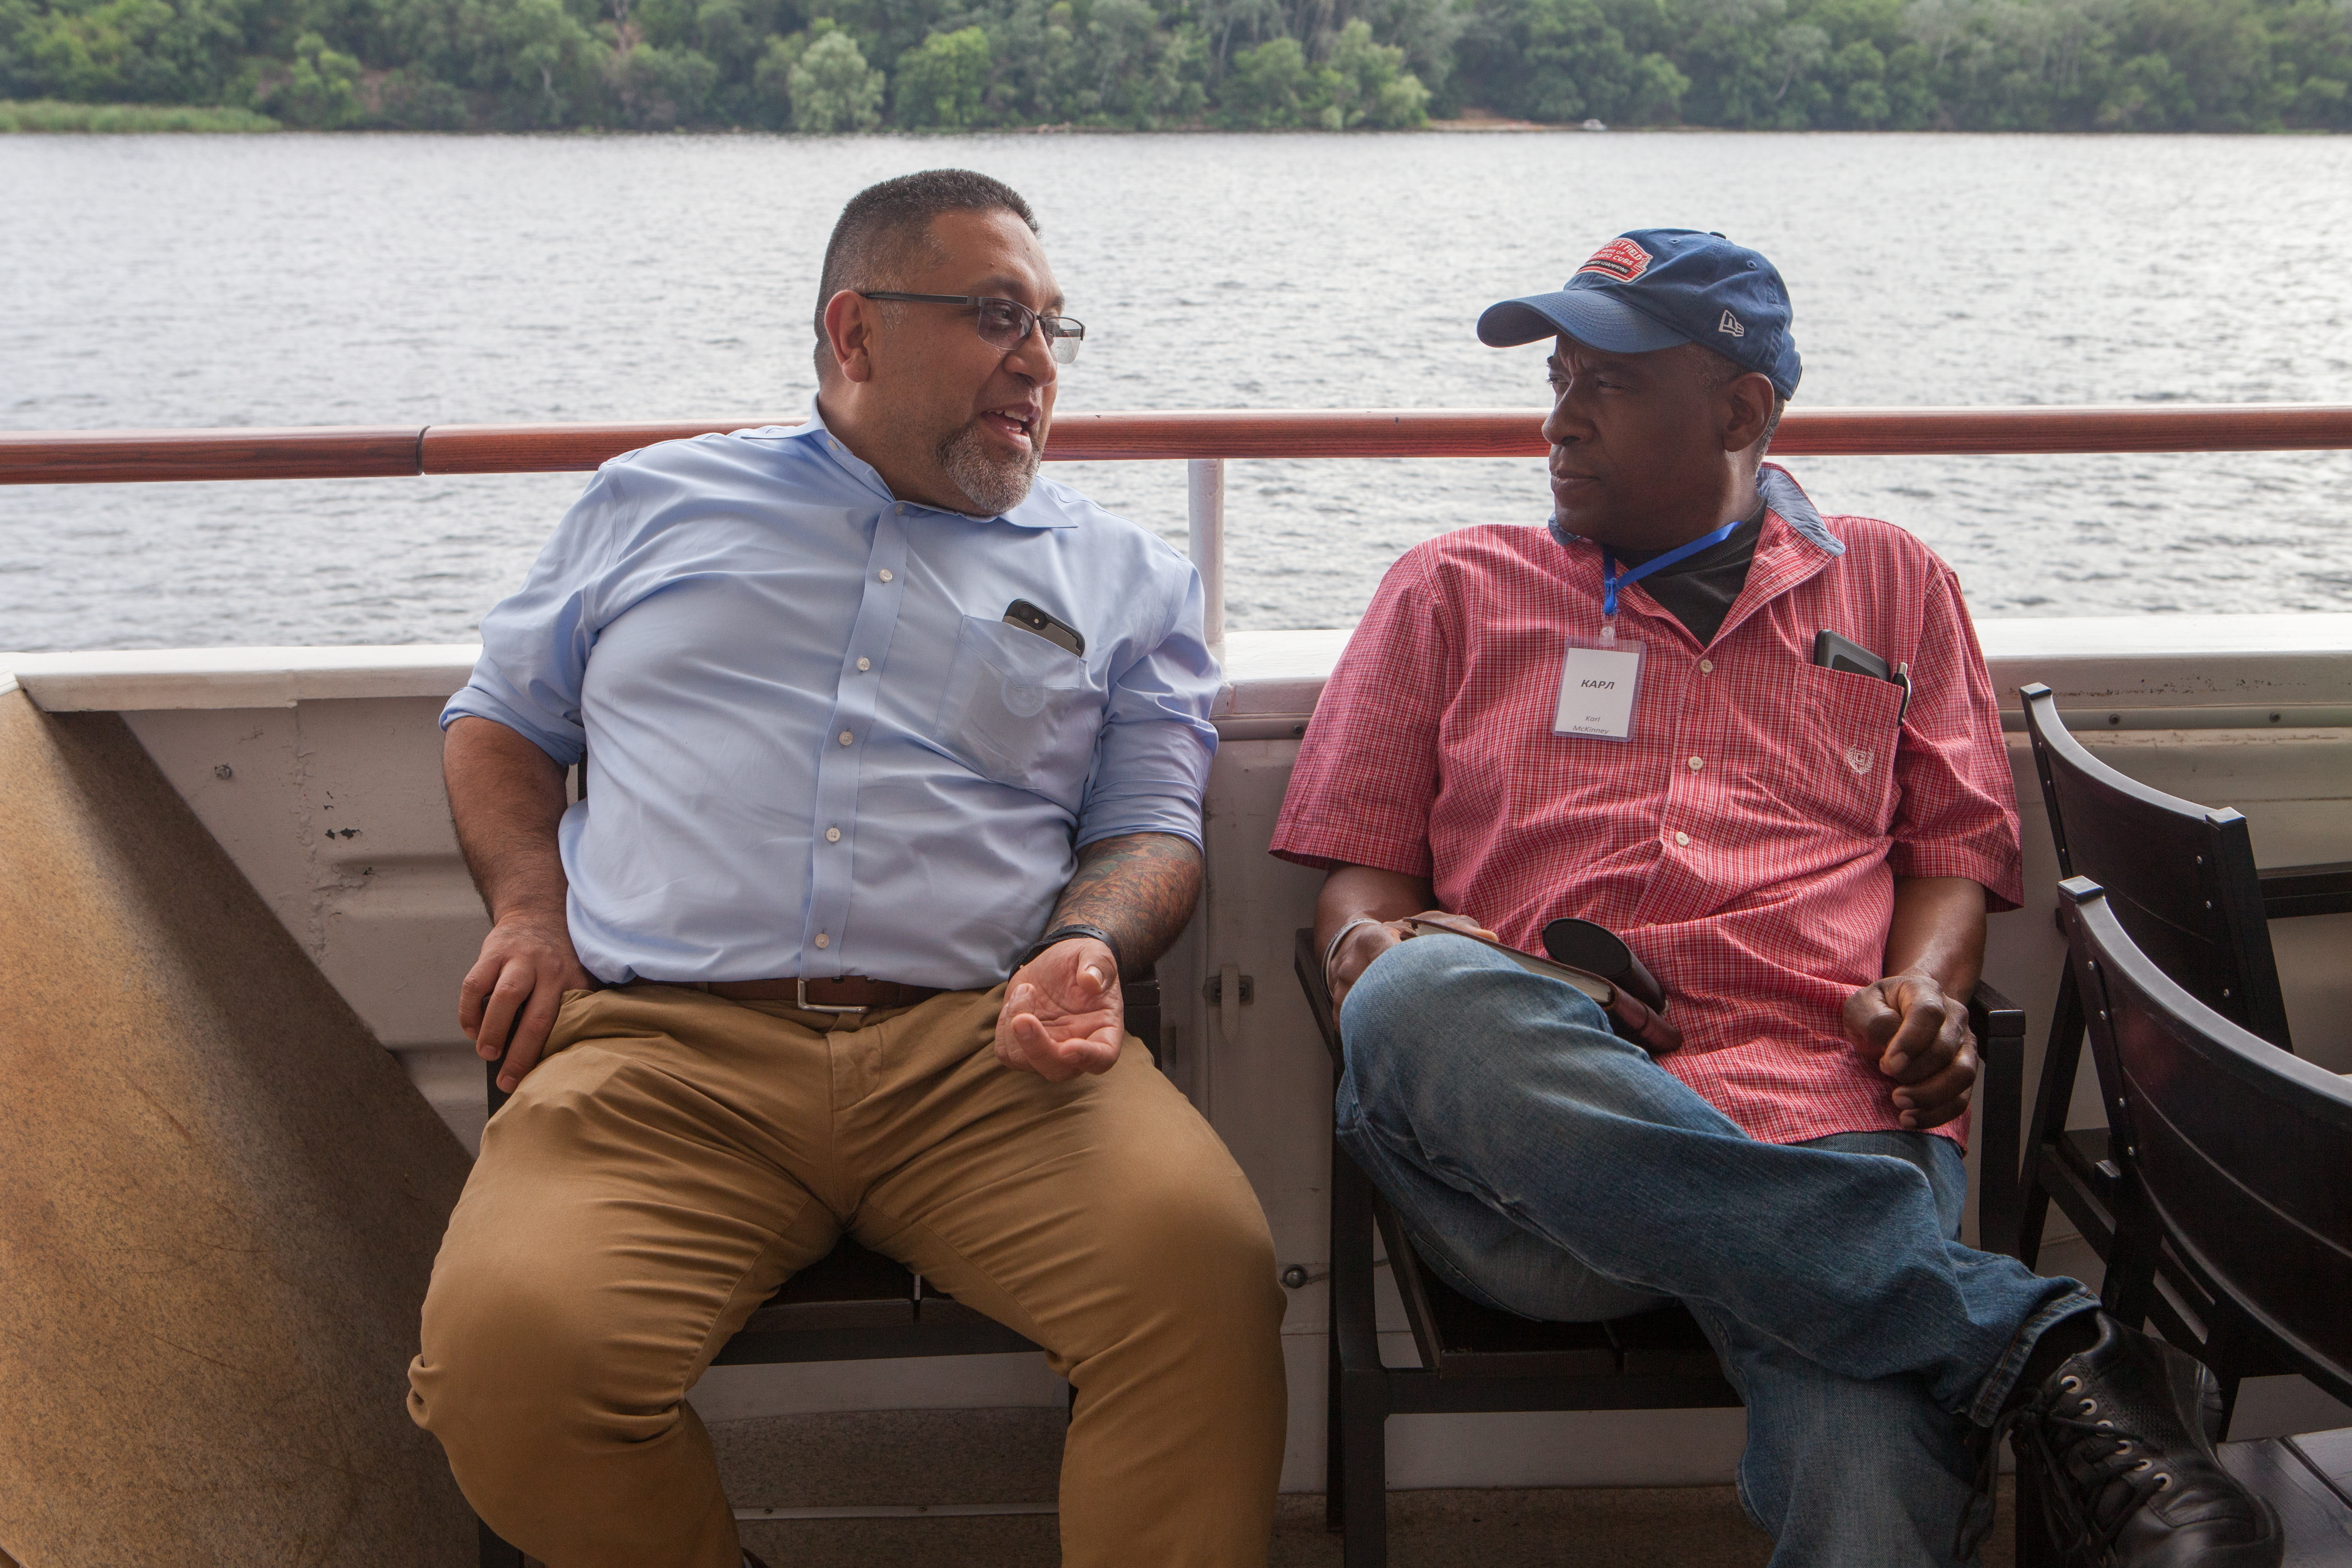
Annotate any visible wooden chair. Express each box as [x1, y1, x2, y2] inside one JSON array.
[[2013, 684, 2352, 1281], [473, 972, 1162, 1568], [1295, 928, 2029, 1568], [2050, 876, 2352, 1558]]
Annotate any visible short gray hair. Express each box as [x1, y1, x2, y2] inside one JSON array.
[[812, 170, 1040, 381]]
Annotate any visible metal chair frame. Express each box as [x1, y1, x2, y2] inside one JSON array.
[[1295, 928, 2029, 1568]]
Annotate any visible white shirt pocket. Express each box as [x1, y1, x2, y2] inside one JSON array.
[[930, 614, 1103, 807]]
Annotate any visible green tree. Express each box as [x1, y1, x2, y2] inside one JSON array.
[[751, 25, 805, 120], [491, 0, 610, 125], [1627, 46, 1687, 118], [1220, 30, 1305, 122], [260, 30, 362, 125], [893, 21, 986, 123], [787, 22, 881, 126], [2097, 49, 2193, 126], [609, 40, 717, 123], [1324, 17, 1427, 124]]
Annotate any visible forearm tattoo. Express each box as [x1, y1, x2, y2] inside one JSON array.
[[1050, 832, 1203, 975]]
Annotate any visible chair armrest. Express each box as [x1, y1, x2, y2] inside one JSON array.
[[2258, 860, 2352, 920], [1968, 978, 2026, 1042], [1295, 927, 1345, 1069], [1969, 978, 2028, 1260]]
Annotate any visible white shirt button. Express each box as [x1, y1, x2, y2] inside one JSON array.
[[1675, 831, 1691, 847], [839, 730, 853, 746], [856, 657, 871, 672], [1688, 755, 1705, 771], [814, 932, 830, 949], [1699, 659, 1715, 673], [895, 504, 905, 515], [825, 827, 841, 843], [878, 568, 893, 583]]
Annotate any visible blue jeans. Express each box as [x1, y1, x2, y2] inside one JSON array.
[[1336, 934, 2099, 1568]]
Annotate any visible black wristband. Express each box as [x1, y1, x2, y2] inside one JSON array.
[[1017, 923, 1124, 976]]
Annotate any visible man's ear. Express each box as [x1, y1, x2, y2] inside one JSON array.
[[1720, 370, 1777, 457], [821, 290, 878, 385]]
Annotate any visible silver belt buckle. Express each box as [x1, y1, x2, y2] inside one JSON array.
[[797, 977, 869, 1015]]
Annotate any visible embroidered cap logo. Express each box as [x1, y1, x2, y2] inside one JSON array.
[[1718, 310, 1746, 339], [1577, 239, 1653, 283]]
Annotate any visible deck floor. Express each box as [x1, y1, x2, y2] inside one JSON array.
[[710, 1411, 2020, 1566], [735, 1481, 2022, 1565]]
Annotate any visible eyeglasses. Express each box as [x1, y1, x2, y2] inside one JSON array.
[[857, 292, 1085, 365]]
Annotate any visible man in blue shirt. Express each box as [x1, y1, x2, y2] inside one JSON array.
[[405, 170, 1286, 1568]]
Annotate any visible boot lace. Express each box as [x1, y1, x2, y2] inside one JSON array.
[[1954, 1375, 2174, 1566]]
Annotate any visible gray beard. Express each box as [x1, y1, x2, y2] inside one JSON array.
[[938, 420, 1040, 515]]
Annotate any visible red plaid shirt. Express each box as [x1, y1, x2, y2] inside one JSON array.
[[1271, 466, 2024, 1148]]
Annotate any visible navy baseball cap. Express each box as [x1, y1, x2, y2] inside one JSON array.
[[1478, 229, 1802, 399]]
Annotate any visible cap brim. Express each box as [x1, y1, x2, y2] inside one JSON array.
[[1476, 290, 1691, 354]]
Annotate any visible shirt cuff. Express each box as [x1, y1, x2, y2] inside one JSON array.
[[1887, 842, 2025, 912], [1267, 821, 1434, 879], [439, 682, 585, 767]]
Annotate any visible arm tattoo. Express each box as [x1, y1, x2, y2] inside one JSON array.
[[1049, 832, 1203, 975]]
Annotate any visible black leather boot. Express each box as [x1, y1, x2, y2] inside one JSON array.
[[2011, 1314, 2281, 1567]]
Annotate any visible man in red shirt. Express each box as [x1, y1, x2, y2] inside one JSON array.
[[1271, 230, 2278, 1567]]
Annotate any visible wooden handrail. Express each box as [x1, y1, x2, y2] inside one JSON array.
[[5, 405, 2352, 485]]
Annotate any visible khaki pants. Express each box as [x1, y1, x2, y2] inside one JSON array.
[[407, 982, 1287, 1567]]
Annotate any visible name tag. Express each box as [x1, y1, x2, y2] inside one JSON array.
[[1553, 639, 1645, 741]]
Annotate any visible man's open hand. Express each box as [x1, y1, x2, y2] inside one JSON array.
[[1844, 973, 1977, 1129], [995, 936, 1124, 1082], [461, 909, 594, 1093]]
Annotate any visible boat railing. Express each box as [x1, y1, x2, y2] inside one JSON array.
[[7, 404, 2351, 642]]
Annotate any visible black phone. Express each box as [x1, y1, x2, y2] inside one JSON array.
[[1004, 598, 1084, 656], [1812, 629, 1890, 682], [1812, 629, 1912, 721]]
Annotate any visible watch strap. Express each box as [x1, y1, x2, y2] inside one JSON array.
[[1017, 923, 1124, 976]]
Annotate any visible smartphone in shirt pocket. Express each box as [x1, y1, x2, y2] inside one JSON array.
[[1795, 660, 1905, 836], [931, 611, 1101, 806]]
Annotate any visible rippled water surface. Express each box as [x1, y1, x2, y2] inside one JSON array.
[[5, 131, 2350, 652]]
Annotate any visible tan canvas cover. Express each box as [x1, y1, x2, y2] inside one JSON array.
[[0, 686, 472, 1567]]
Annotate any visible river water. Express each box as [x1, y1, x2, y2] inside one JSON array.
[[5, 131, 2350, 652]]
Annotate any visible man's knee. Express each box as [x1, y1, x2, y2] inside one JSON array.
[[1341, 932, 1610, 1109], [410, 1247, 688, 1474], [1133, 1173, 1281, 1323], [1054, 1158, 1285, 1379]]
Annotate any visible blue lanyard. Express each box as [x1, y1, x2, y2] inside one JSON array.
[[1601, 519, 1744, 621]]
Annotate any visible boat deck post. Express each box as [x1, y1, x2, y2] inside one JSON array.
[[1188, 455, 1226, 645]]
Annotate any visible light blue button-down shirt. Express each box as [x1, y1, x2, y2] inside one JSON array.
[[442, 404, 1220, 990]]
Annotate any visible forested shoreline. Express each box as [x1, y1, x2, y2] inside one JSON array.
[[4, 0, 2348, 134]]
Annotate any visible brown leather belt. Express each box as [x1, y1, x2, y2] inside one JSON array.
[[690, 975, 945, 1013]]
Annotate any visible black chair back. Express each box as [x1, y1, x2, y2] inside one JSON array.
[[2061, 877, 2352, 1413], [2022, 684, 2291, 1048]]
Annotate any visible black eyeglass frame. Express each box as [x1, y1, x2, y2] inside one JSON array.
[[856, 292, 1085, 364]]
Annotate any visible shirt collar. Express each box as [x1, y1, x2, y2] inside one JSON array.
[[772, 399, 1075, 531], [1757, 463, 1842, 556]]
